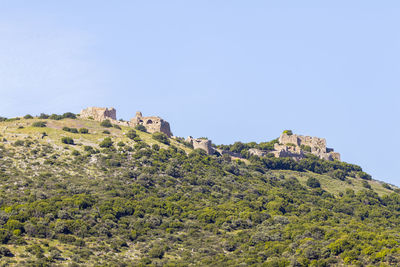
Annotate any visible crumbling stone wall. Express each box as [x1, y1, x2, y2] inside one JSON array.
[[80, 107, 117, 121], [186, 136, 214, 155], [130, 111, 172, 137], [278, 133, 340, 161]]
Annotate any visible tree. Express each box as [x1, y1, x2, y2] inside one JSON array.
[[99, 137, 113, 148], [152, 132, 170, 145], [135, 124, 147, 132], [62, 112, 76, 119], [24, 114, 33, 119], [306, 177, 321, 188], [79, 128, 89, 134], [61, 137, 74, 145], [100, 120, 113, 128], [126, 129, 137, 140], [32, 121, 47, 127]]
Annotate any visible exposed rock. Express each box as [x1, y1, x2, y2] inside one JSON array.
[[186, 136, 214, 155], [130, 111, 172, 137], [80, 107, 116, 121]]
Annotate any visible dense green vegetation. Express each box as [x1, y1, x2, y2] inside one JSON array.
[[0, 116, 399, 266]]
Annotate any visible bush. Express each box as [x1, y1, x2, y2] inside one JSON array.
[[126, 129, 137, 140], [0, 246, 13, 257], [99, 137, 113, 148], [0, 117, 7, 122], [39, 113, 49, 119], [62, 112, 76, 119], [103, 130, 110, 134], [117, 141, 125, 147], [283, 130, 293, 135], [135, 124, 147, 132], [100, 120, 113, 128], [79, 128, 89, 134], [71, 150, 80, 156], [300, 144, 312, 152], [61, 137, 74, 145], [358, 171, 372, 180], [113, 124, 121, 130], [32, 121, 47, 128], [24, 114, 33, 119], [362, 180, 372, 189], [13, 140, 24, 146], [49, 114, 63, 120], [306, 177, 321, 188], [62, 127, 78, 133], [382, 183, 392, 190], [152, 132, 170, 145]]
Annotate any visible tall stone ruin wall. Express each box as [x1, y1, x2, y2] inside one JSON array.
[[79, 107, 172, 137], [130, 112, 172, 137]]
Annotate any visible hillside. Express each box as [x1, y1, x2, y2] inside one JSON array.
[[0, 114, 400, 266]]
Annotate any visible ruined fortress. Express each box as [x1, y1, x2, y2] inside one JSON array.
[[249, 132, 341, 161], [80, 107, 172, 137], [79, 107, 340, 161]]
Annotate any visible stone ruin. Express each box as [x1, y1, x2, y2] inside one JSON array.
[[186, 136, 214, 155], [80, 107, 117, 121], [79, 107, 172, 137], [249, 132, 341, 161], [130, 112, 172, 137]]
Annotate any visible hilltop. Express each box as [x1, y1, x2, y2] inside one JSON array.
[[0, 110, 399, 266]]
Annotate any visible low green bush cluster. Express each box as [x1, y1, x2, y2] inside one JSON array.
[[32, 121, 47, 128]]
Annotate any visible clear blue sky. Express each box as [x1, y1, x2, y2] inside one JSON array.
[[1, 1, 399, 185]]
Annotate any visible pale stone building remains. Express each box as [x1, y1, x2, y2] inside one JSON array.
[[249, 132, 341, 161], [79, 107, 172, 137], [130, 112, 172, 137], [80, 107, 340, 161], [186, 136, 214, 155]]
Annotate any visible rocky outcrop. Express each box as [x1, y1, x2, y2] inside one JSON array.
[[130, 111, 172, 137], [80, 107, 117, 121], [186, 136, 214, 155]]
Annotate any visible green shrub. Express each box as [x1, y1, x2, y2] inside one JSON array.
[[102, 130, 110, 134], [49, 114, 63, 120], [0, 246, 13, 257], [100, 120, 113, 128], [306, 177, 321, 188], [283, 130, 293, 135], [126, 129, 137, 140], [358, 171, 372, 180], [300, 144, 312, 152], [61, 137, 74, 145], [362, 180, 372, 189], [135, 124, 147, 132], [62, 112, 76, 119], [0, 117, 7, 122], [79, 128, 89, 134], [62, 127, 78, 133], [152, 132, 170, 145], [39, 113, 49, 119], [99, 137, 113, 148], [32, 121, 47, 128], [382, 183, 392, 190], [113, 124, 121, 130], [24, 114, 33, 119], [13, 140, 24, 146], [117, 141, 125, 147], [71, 150, 81, 156]]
